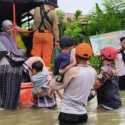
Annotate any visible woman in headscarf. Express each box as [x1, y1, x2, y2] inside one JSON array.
[[0, 20, 23, 55], [0, 20, 27, 110]]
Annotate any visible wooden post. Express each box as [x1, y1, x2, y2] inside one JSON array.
[[13, 1, 16, 41]]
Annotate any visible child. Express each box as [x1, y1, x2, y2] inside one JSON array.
[[31, 61, 49, 106], [54, 36, 76, 82], [96, 47, 121, 110]]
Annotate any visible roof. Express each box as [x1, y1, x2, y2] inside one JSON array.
[[0, 0, 42, 25]]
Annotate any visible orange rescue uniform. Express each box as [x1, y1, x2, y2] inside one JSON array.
[[31, 6, 59, 67]]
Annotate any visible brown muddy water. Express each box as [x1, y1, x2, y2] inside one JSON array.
[[0, 92, 125, 125]]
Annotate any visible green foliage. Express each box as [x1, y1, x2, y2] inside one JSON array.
[[64, 20, 89, 44], [89, 56, 102, 71], [74, 10, 82, 20], [62, 0, 125, 49], [60, 0, 125, 69], [86, 1, 125, 35], [64, 10, 89, 44], [63, 1, 125, 44]]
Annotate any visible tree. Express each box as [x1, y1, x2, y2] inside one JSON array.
[[86, 1, 125, 35], [64, 10, 89, 44], [74, 10, 82, 20], [63, 0, 125, 44]]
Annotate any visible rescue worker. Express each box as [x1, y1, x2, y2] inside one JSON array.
[[31, 0, 59, 67]]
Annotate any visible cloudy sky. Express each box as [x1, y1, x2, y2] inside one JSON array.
[[58, 0, 103, 14]]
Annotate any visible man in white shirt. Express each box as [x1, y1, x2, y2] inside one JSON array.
[[115, 37, 125, 90], [51, 43, 96, 125]]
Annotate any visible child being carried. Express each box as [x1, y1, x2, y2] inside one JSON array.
[[31, 61, 49, 105]]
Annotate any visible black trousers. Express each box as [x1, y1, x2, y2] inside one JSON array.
[[119, 75, 125, 90], [58, 112, 88, 125]]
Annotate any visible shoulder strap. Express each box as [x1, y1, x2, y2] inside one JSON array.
[[43, 11, 53, 26], [39, 7, 53, 31]]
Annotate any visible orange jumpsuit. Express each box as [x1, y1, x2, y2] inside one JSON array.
[[31, 6, 59, 67], [32, 31, 53, 66]]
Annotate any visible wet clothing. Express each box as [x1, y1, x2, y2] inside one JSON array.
[[58, 112, 88, 125], [58, 65, 96, 124], [97, 64, 121, 110], [37, 95, 56, 108], [0, 32, 27, 109], [0, 65, 25, 109], [61, 66, 96, 115]]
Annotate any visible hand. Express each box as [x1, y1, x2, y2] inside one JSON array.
[[94, 79, 102, 89], [55, 41, 60, 48], [48, 88, 55, 97], [48, 78, 56, 89]]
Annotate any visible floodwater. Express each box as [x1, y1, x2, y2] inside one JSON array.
[[0, 92, 125, 125]]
